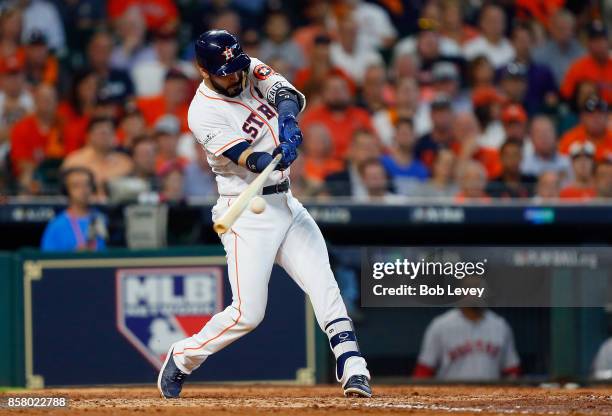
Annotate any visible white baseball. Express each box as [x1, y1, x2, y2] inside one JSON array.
[[250, 196, 266, 214]]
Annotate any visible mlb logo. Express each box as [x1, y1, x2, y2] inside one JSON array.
[[116, 267, 223, 369]]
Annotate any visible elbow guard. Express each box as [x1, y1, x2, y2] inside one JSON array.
[[273, 87, 301, 115]]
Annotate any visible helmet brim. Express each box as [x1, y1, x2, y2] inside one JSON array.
[[214, 54, 251, 76]]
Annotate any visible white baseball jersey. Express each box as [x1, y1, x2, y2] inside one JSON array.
[[170, 57, 370, 387], [188, 57, 305, 195], [416, 308, 520, 380]]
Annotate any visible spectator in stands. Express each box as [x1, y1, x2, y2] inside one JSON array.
[[301, 75, 373, 161], [561, 21, 612, 104], [522, 116, 571, 179], [324, 129, 380, 198], [595, 160, 612, 198], [560, 142, 596, 200], [455, 160, 489, 201], [501, 104, 528, 144], [486, 140, 535, 198], [359, 63, 390, 114], [509, 24, 557, 114], [131, 26, 197, 97], [293, 34, 354, 107], [358, 159, 399, 203], [415, 94, 455, 169], [136, 69, 189, 133], [288, 152, 324, 199], [472, 86, 505, 149], [559, 96, 611, 162], [0, 53, 32, 137], [438, 0, 479, 48], [390, 51, 419, 84], [467, 55, 495, 90], [351, 0, 398, 51], [534, 171, 561, 202], [183, 142, 216, 199], [20, 0, 66, 53], [532, 9, 584, 86], [59, 69, 99, 153], [23, 31, 58, 87], [498, 63, 528, 110], [158, 162, 184, 203], [373, 77, 429, 146], [0, 7, 22, 59], [259, 11, 305, 79], [130, 135, 159, 191], [154, 115, 189, 174], [463, 4, 515, 69], [329, 16, 383, 85], [416, 149, 458, 198], [41, 167, 107, 252], [302, 123, 343, 184], [430, 62, 471, 113], [62, 117, 133, 199], [10, 83, 66, 193], [86, 31, 134, 106], [381, 118, 428, 196], [117, 107, 146, 151], [453, 112, 500, 179], [107, 0, 178, 32], [413, 308, 520, 380], [109, 6, 152, 72]]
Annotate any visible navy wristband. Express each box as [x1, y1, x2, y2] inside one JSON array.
[[246, 152, 273, 173]]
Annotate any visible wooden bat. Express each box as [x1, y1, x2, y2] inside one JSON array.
[[213, 154, 282, 235]]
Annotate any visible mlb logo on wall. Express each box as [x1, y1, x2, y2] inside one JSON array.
[[116, 267, 223, 369]]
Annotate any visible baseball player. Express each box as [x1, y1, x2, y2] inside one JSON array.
[[157, 30, 371, 398], [413, 307, 520, 380]]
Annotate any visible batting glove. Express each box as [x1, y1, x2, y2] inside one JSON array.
[[279, 114, 303, 147], [272, 142, 298, 170]]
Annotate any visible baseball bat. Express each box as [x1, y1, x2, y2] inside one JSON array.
[[213, 154, 282, 234]]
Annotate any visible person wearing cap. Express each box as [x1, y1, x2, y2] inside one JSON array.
[[501, 103, 528, 143], [498, 62, 528, 109], [561, 21, 612, 104], [131, 27, 197, 97], [559, 141, 597, 199], [414, 93, 456, 169], [23, 30, 58, 87], [532, 9, 585, 86], [485, 139, 536, 198], [508, 23, 557, 115], [521, 115, 571, 179], [154, 114, 189, 174], [463, 4, 515, 69], [20, 0, 65, 52], [430, 61, 471, 113], [472, 86, 506, 149], [62, 117, 133, 199], [559, 95, 612, 161], [136, 68, 190, 133]]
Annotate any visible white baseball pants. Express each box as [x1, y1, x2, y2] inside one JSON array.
[[172, 191, 369, 385]]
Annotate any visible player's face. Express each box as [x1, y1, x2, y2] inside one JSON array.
[[209, 69, 246, 98]]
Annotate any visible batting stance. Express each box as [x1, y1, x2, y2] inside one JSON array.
[[158, 30, 371, 398]]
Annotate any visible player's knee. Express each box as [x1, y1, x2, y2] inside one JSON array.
[[238, 308, 266, 330]]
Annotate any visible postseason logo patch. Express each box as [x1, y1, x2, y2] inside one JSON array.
[[253, 64, 274, 80], [116, 267, 223, 369]]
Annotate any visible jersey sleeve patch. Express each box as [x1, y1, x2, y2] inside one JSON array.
[[253, 64, 274, 80]]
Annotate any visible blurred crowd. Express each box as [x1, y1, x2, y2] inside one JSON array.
[[0, 0, 611, 203]]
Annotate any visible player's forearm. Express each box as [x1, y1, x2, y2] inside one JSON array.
[[223, 142, 274, 173]]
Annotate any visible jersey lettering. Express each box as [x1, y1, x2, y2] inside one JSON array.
[[242, 112, 264, 139], [257, 103, 275, 120]]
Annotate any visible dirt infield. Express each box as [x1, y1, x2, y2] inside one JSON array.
[[1, 385, 612, 415]]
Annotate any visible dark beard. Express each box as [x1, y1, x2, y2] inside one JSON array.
[[210, 71, 246, 98]]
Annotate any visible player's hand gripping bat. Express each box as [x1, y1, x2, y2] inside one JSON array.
[[213, 154, 282, 234]]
